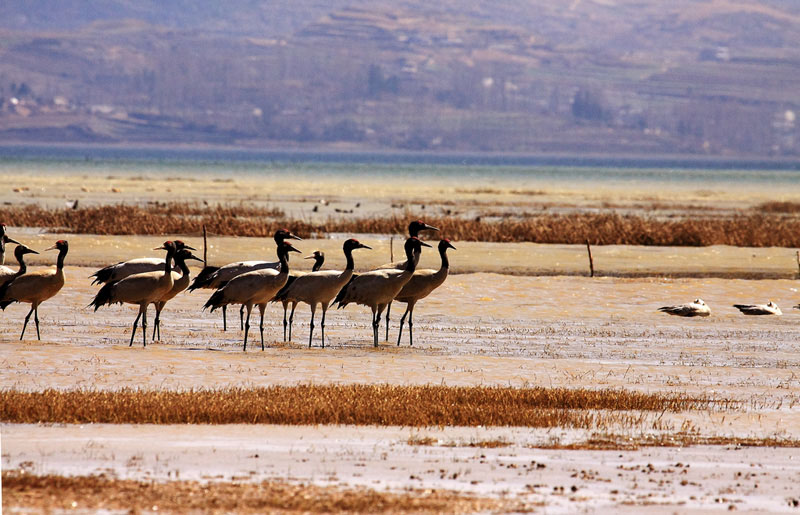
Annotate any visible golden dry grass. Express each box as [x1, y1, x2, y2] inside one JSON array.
[[3, 203, 799, 246], [1, 472, 519, 514], [0, 385, 719, 427]]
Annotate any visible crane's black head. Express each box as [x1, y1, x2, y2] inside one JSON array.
[[45, 240, 69, 252], [176, 249, 204, 263], [274, 229, 302, 244], [343, 238, 371, 252], [0, 224, 20, 245], [439, 239, 456, 251], [174, 240, 197, 251], [405, 236, 432, 253], [153, 241, 177, 253], [408, 220, 439, 237], [304, 250, 325, 261], [14, 244, 38, 258], [278, 241, 302, 258]]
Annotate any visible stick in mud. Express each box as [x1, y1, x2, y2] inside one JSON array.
[[586, 240, 594, 277]]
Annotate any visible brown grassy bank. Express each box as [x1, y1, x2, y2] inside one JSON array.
[[0, 385, 721, 427], [2, 472, 516, 514], [3, 203, 800, 246]]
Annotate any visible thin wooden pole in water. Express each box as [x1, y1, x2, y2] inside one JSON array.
[[586, 240, 594, 277], [796, 250, 800, 279], [390, 236, 394, 262], [203, 224, 208, 264]]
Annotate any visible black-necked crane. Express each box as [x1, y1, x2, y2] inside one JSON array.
[[89, 240, 194, 285], [0, 244, 38, 288], [335, 237, 430, 347], [0, 240, 69, 340], [394, 239, 456, 346], [90, 241, 178, 347], [279, 239, 370, 348], [151, 248, 204, 341], [189, 229, 302, 331], [0, 223, 21, 266], [376, 220, 439, 340], [203, 240, 300, 351], [273, 250, 325, 342]]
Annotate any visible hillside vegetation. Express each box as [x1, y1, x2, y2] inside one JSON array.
[[1, 1, 799, 156]]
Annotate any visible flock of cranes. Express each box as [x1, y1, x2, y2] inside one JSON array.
[[0, 219, 796, 349], [0, 221, 457, 350]]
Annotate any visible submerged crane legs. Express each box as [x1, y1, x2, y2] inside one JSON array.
[[307, 304, 328, 348], [20, 303, 41, 341]]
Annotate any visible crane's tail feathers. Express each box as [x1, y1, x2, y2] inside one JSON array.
[[89, 282, 115, 311], [203, 289, 226, 312], [333, 274, 357, 308], [187, 265, 220, 291], [89, 263, 121, 285]]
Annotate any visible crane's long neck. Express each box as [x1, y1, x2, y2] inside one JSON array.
[[278, 249, 290, 275], [404, 245, 417, 274], [163, 248, 174, 276], [175, 256, 190, 277], [439, 246, 450, 270], [15, 252, 27, 277], [56, 247, 67, 270], [344, 248, 356, 271], [313, 257, 324, 272]]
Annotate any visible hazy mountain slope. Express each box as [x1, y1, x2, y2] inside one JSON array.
[[1, 0, 798, 156]]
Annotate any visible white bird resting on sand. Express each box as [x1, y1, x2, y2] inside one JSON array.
[[732, 301, 782, 316], [657, 298, 710, 317]]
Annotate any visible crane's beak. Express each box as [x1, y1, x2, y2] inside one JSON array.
[[359, 243, 372, 250], [4, 236, 21, 245], [24, 247, 39, 255], [422, 223, 440, 232], [445, 241, 457, 250], [44, 243, 58, 251], [303, 254, 316, 260], [186, 254, 204, 262], [183, 245, 197, 251], [288, 233, 302, 241], [420, 241, 433, 248]]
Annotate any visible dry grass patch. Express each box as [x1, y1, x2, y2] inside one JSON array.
[[3, 204, 800, 246], [0, 385, 720, 428], [2, 472, 519, 514], [536, 434, 800, 451]]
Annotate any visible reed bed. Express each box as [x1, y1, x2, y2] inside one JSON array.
[[0, 385, 718, 427], [2, 472, 515, 514], [2, 203, 800, 246]]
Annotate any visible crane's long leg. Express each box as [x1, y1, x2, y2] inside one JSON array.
[[240, 304, 245, 331], [34, 305, 41, 340], [152, 303, 163, 341], [129, 308, 143, 347], [371, 307, 379, 347], [289, 302, 297, 341], [397, 305, 410, 346], [20, 305, 35, 341], [408, 304, 415, 347], [374, 304, 387, 348], [258, 303, 266, 351], [282, 301, 289, 341], [242, 304, 253, 352], [222, 305, 227, 332], [141, 305, 148, 347], [384, 301, 392, 341], [320, 303, 329, 349], [308, 303, 316, 348]]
